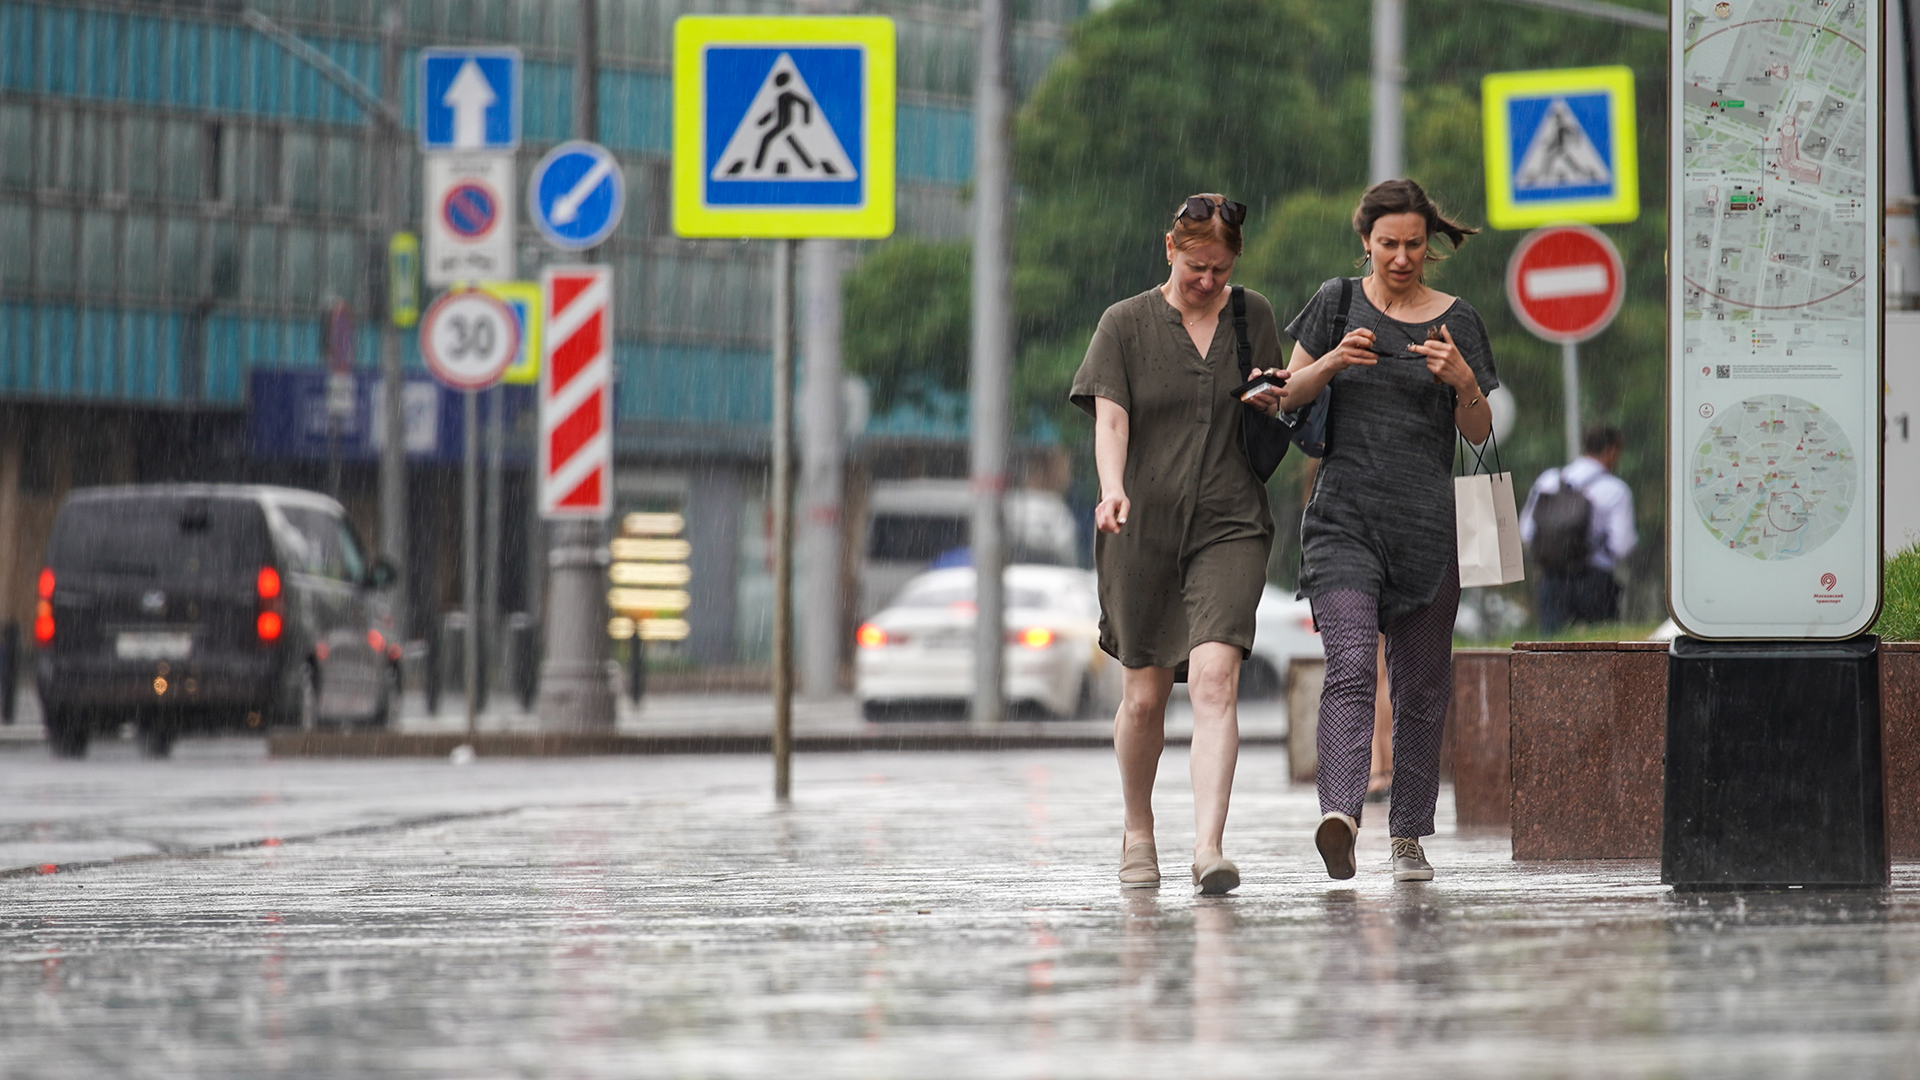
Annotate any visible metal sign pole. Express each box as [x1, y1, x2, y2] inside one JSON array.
[[377, 6, 408, 644], [772, 238, 796, 799], [483, 385, 504, 711], [668, 14, 896, 792], [1561, 339, 1581, 462], [464, 387, 481, 737], [970, 0, 1012, 728]]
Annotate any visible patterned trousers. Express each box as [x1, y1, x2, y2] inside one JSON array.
[[1312, 560, 1460, 838]]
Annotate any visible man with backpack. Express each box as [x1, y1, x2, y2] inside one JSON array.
[[1520, 425, 1637, 633]]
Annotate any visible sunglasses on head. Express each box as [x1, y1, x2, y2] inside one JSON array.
[[1176, 196, 1247, 227]]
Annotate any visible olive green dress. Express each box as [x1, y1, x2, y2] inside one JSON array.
[[1068, 287, 1280, 671]]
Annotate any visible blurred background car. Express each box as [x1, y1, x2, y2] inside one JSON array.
[[856, 564, 1115, 720], [857, 566, 1325, 717], [1246, 584, 1321, 700], [859, 480, 1082, 619], [34, 485, 398, 758]]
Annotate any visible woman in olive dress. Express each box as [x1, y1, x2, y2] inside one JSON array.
[[1068, 194, 1287, 895]]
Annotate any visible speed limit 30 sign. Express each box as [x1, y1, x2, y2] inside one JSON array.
[[420, 290, 520, 390]]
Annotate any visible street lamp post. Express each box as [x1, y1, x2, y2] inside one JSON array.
[[970, 0, 1013, 728]]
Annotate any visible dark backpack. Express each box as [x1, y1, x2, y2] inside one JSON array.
[[1531, 472, 1593, 574]]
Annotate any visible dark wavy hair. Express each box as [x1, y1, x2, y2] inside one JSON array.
[[1352, 179, 1477, 259]]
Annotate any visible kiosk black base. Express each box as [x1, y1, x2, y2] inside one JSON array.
[[1663, 636, 1886, 889]]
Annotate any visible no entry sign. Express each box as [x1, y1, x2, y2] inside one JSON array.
[[1505, 225, 1624, 343]]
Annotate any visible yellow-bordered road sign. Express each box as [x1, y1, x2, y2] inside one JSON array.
[[673, 16, 895, 239], [388, 232, 421, 328], [1482, 66, 1638, 230], [477, 280, 541, 385]]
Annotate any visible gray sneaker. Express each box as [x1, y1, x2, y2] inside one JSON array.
[[1391, 837, 1433, 882]]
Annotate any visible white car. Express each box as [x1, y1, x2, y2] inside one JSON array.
[[855, 565, 1119, 720], [1246, 584, 1322, 698]]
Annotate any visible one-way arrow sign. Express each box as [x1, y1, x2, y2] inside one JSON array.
[[419, 48, 521, 152], [444, 60, 497, 149]]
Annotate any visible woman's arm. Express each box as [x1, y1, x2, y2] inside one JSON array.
[[1274, 327, 1378, 412], [1092, 397, 1131, 533], [1409, 324, 1491, 444]]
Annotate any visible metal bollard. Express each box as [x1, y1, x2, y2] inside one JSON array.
[[0, 621, 16, 724]]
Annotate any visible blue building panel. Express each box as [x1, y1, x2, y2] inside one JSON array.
[[599, 69, 670, 155], [521, 58, 573, 144], [899, 103, 971, 187], [0, 4, 29, 91], [0, 2, 376, 124], [616, 342, 771, 428]]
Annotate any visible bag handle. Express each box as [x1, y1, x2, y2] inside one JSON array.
[[1230, 285, 1252, 379], [1457, 420, 1504, 477]]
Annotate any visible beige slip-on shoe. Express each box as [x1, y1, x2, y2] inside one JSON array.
[[1191, 856, 1240, 896], [1119, 841, 1160, 888]]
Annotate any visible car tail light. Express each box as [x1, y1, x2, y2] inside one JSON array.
[[856, 623, 888, 649], [368, 629, 385, 653], [33, 568, 53, 645], [1014, 627, 1055, 649], [255, 565, 283, 643]]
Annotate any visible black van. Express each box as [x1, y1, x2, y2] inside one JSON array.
[[34, 485, 398, 757]]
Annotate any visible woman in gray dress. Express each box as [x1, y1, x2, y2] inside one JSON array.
[[1278, 179, 1498, 883], [1069, 195, 1287, 895]]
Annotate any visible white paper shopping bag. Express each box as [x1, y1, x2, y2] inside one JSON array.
[[1456, 474, 1504, 588], [1488, 471, 1525, 584], [1455, 435, 1525, 588]]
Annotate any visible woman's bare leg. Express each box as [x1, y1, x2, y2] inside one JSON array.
[[1116, 664, 1177, 849], [1368, 635, 1394, 795], [1185, 641, 1244, 862]]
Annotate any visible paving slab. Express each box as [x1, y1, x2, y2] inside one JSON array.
[[2, 747, 1918, 1076]]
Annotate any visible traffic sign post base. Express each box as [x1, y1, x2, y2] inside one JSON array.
[[1662, 636, 1887, 889], [536, 520, 616, 731]]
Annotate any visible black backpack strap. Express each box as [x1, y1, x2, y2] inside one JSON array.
[[1334, 276, 1354, 334], [1230, 285, 1252, 379]]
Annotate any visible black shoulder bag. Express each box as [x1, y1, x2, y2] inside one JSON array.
[[1281, 277, 1349, 459], [1230, 285, 1291, 482]]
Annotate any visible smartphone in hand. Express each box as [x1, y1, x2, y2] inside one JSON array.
[[1229, 372, 1287, 403]]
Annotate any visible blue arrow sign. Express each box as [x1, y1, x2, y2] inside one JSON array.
[[529, 140, 626, 251], [419, 48, 521, 151]]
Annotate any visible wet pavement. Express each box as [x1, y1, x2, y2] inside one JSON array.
[[3, 745, 1919, 1077], [0, 686, 1287, 745]]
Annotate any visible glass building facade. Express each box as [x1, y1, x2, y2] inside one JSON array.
[[0, 0, 1080, 670], [0, 0, 1075, 418]]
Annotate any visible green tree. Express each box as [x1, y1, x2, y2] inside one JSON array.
[[843, 239, 970, 414], [844, 0, 1672, 601]]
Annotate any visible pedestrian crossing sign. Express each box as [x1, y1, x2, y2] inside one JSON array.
[[673, 16, 895, 239], [1482, 66, 1638, 230]]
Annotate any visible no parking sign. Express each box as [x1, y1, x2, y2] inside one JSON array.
[[424, 155, 515, 285]]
